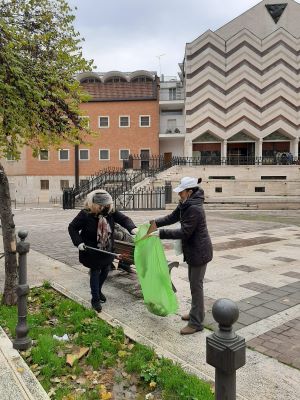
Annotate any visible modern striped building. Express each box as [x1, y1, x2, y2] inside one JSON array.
[[184, 0, 300, 163]]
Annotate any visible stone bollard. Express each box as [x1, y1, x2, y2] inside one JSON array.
[[206, 299, 246, 400], [13, 230, 32, 351]]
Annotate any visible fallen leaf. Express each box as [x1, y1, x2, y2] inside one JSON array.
[[66, 347, 89, 366], [100, 392, 112, 400], [50, 377, 61, 383], [48, 388, 56, 397], [17, 367, 24, 373], [76, 377, 86, 385], [117, 350, 127, 358], [149, 381, 157, 389]]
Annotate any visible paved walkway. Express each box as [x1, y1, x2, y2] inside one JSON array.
[[0, 208, 300, 399]]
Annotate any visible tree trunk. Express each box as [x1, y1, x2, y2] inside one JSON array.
[[0, 162, 18, 305]]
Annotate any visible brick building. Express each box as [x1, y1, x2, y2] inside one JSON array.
[[2, 71, 160, 202]]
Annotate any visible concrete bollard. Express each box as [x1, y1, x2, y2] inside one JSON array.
[[13, 230, 32, 351], [206, 299, 246, 400]]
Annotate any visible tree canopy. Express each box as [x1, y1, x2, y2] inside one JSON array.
[[0, 0, 93, 159]]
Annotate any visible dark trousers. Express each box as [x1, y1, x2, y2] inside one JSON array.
[[188, 263, 207, 329], [90, 265, 110, 304]]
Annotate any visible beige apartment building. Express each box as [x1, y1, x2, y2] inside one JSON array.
[[184, 0, 300, 162]]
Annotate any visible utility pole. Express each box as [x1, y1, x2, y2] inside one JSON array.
[[156, 53, 166, 77]]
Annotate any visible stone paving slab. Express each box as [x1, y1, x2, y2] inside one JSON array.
[[248, 317, 300, 369]]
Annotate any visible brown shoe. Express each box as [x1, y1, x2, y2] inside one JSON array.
[[181, 314, 190, 321], [180, 325, 203, 335]]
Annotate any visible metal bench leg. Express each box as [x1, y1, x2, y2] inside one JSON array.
[[168, 261, 179, 293]]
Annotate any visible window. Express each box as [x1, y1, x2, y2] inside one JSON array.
[[80, 179, 89, 187], [99, 149, 110, 160], [39, 150, 49, 161], [60, 180, 69, 190], [106, 77, 127, 83], [99, 116, 109, 128], [161, 110, 183, 115], [209, 176, 235, 180], [131, 76, 152, 83], [215, 187, 222, 193], [167, 119, 176, 131], [59, 149, 69, 160], [81, 78, 101, 83], [261, 176, 286, 180], [6, 153, 16, 161], [40, 180, 49, 190], [79, 149, 89, 160], [255, 187, 265, 192], [119, 149, 130, 160], [169, 88, 177, 100], [119, 116, 130, 127], [139, 115, 151, 127]]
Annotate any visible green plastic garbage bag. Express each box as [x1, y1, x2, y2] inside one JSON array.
[[134, 223, 178, 317]]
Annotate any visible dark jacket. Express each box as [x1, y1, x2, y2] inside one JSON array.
[[68, 209, 136, 269], [155, 188, 213, 266]]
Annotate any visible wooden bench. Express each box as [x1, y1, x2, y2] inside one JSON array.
[[114, 240, 178, 292]]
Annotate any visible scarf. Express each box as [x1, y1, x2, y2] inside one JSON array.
[[97, 216, 112, 250]]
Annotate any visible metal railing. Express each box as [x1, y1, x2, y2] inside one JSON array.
[[111, 187, 165, 210], [125, 154, 299, 167], [62, 154, 299, 209]]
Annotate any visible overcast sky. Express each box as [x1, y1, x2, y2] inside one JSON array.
[[69, 0, 260, 77]]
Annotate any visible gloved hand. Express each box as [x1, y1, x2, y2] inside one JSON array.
[[149, 230, 160, 237], [78, 243, 86, 251], [147, 220, 157, 235], [131, 228, 138, 235]]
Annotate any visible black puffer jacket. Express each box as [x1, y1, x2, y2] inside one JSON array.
[[68, 209, 136, 269], [155, 188, 213, 266]]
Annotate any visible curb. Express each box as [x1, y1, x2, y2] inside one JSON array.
[[0, 327, 50, 400]]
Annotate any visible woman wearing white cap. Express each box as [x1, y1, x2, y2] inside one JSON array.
[[68, 189, 137, 312], [147, 177, 213, 335]]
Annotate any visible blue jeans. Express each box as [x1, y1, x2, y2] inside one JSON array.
[[90, 265, 110, 304]]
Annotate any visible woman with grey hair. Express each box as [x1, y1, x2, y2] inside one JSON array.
[[68, 189, 137, 312]]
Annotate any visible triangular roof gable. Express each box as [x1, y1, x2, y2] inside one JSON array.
[[215, 0, 300, 40]]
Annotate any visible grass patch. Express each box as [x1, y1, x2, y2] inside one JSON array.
[[0, 286, 214, 400]]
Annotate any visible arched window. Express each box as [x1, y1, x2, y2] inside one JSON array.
[[131, 76, 152, 83], [81, 77, 101, 84], [105, 76, 127, 83]]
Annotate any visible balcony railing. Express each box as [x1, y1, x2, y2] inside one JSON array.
[[160, 127, 185, 135], [159, 91, 184, 101], [123, 155, 300, 169]]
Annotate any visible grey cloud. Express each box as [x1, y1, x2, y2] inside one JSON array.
[[69, 0, 260, 75]]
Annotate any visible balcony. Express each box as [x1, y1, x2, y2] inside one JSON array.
[[159, 125, 185, 138]]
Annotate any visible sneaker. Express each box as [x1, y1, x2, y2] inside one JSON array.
[[180, 325, 203, 335], [91, 301, 102, 312], [99, 292, 106, 303], [181, 314, 190, 321]]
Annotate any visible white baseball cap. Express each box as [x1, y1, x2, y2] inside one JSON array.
[[173, 177, 199, 193]]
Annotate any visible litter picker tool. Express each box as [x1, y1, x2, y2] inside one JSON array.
[[84, 245, 121, 259]]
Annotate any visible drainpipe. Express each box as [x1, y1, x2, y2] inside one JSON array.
[[75, 144, 79, 189]]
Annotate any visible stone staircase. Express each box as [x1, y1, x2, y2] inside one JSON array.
[[133, 164, 300, 210]]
